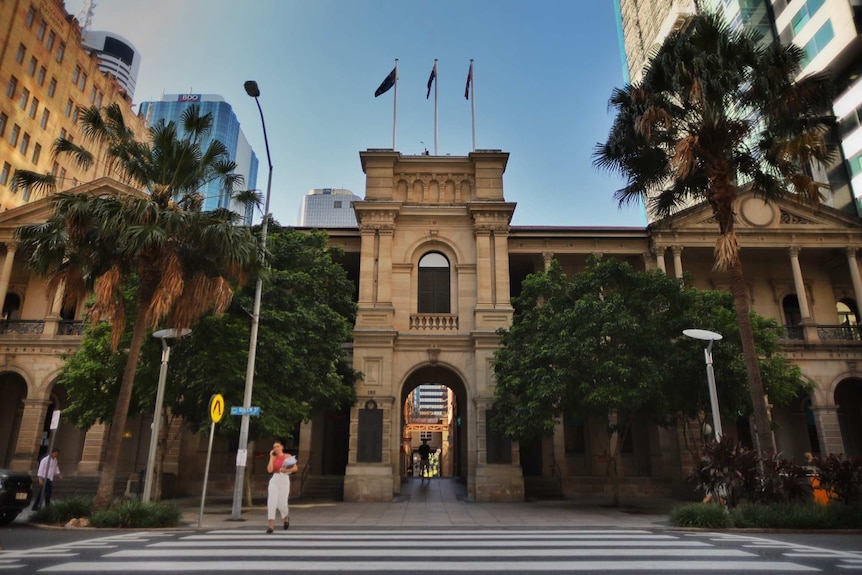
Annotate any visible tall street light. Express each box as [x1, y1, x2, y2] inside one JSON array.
[[683, 328, 723, 442], [230, 80, 273, 520], [143, 328, 191, 503]]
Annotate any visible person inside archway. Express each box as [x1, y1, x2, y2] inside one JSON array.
[[418, 439, 432, 480]]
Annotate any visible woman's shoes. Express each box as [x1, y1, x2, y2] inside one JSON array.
[[283, 519, 290, 530], [266, 527, 273, 534]]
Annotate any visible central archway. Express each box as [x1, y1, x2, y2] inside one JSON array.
[[399, 365, 468, 487]]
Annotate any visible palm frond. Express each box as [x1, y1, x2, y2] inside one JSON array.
[[12, 170, 56, 195]]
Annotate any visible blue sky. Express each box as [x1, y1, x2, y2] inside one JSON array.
[[66, 0, 645, 227]]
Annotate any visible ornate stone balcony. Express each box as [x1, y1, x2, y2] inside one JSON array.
[[410, 314, 459, 331]]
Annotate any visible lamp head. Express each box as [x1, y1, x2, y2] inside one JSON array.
[[244, 80, 260, 98], [683, 328, 722, 341]]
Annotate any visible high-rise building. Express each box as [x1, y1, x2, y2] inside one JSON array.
[[137, 94, 259, 223], [773, 0, 862, 217], [81, 31, 141, 100], [297, 188, 361, 228], [0, 0, 148, 212], [413, 384, 448, 418], [614, 0, 860, 220]]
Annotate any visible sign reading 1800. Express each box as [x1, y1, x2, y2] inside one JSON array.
[[230, 406, 261, 416], [178, 94, 201, 102]]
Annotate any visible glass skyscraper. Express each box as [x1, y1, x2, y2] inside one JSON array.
[[297, 188, 361, 227], [138, 94, 258, 223]]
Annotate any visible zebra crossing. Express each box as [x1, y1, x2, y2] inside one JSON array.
[[1, 528, 858, 573]]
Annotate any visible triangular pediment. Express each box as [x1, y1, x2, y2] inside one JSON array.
[[650, 191, 862, 234], [0, 178, 145, 241]]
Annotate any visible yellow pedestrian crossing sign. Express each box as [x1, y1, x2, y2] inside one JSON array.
[[209, 394, 225, 423]]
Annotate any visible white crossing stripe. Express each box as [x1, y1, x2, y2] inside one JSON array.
[[14, 529, 829, 573], [39, 559, 819, 572]]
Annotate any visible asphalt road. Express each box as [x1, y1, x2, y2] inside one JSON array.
[[1, 524, 861, 574]]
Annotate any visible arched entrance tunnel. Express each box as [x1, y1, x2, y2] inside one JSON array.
[[400, 365, 468, 486]]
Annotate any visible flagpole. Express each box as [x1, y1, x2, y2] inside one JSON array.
[[393, 59, 398, 150], [434, 59, 438, 155], [470, 59, 476, 152]]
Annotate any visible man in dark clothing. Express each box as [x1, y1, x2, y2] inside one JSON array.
[[418, 439, 432, 480]]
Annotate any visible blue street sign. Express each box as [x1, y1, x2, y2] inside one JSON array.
[[230, 406, 261, 416]]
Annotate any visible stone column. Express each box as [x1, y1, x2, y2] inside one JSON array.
[[788, 247, 812, 320], [377, 226, 394, 307], [788, 247, 819, 342], [475, 230, 493, 306], [672, 246, 684, 279], [811, 405, 844, 455], [76, 422, 108, 475], [357, 228, 377, 305], [43, 281, 65, 337], [542, 251, 554, 271], [655, 246, 667, 274], [493, 230, 511, 309], [0, 243, 17, 315], [9, 398, 50, 473], [846, 248, 862, 312]]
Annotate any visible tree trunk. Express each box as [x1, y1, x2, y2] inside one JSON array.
[[728, 258, 776, 454], [93, 303, 151, 510], [607, 410, 621, 507], [244, 439, 255, 506]]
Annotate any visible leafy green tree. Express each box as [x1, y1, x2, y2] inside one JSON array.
[[493, 256, 808, 505], [14, 104, 259, 508], [593, 13, 836, 454], [54, 226, 357, 501]]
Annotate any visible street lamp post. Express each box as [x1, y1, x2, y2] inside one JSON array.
[[683, 328, 723, 442], [143, 328, 191, 503], [230, 80, 274, 520]]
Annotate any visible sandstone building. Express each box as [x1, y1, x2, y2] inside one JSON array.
[[1, 149, 861, 503]]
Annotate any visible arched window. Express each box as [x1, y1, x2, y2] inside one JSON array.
[[837, 299, 858, 325], [2, 293, 20, 321], [782, 294, 802, 325], [418, 252, 450, 314]]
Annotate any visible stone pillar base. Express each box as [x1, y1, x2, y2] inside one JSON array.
[[343, 463, 394, 502], [473, 465, 524, 502]]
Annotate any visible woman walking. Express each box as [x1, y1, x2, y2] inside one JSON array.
[[266, 441, 297, 533]]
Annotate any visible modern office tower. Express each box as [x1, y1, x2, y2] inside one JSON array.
[[81, 31, 140, 101], [614, 0, 698, 85], [138, 94, 259, 223], [413, 384, 448, 419], [297, 188, 361, 227], [0, 0, 148, 212], [614, 0, 859, 220], [774, 0, 862, 216]]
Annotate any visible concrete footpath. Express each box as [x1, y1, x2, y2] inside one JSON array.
[[181, 478, 677, 531]]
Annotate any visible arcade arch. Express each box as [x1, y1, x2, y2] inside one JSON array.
[[399, 365, 468, 483]]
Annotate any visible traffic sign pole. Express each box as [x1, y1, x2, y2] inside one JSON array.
[[199, 394, 224, 527]]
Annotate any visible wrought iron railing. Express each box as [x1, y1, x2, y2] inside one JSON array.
[[0, 320, 85, 336], [0, 320, 44, 334], [817, 324, 862, 341], [410, 314, 459, 330], [780, 326, 805, 340], [57, 320, 86, 335]]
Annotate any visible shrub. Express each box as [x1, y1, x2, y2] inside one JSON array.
[[755, 454, 811, 505], [729, 503, 831, 529], [811, 454, 862, 504], [669, 502, 732, 528], [671, 501, 862, 529], [689, 436, 759, 507], [89, 499, 182, 528], [29, 495, 93, 524]]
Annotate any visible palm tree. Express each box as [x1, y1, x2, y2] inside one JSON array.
[[593, 13, 836, 454], [14, 103, 260, 508]]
